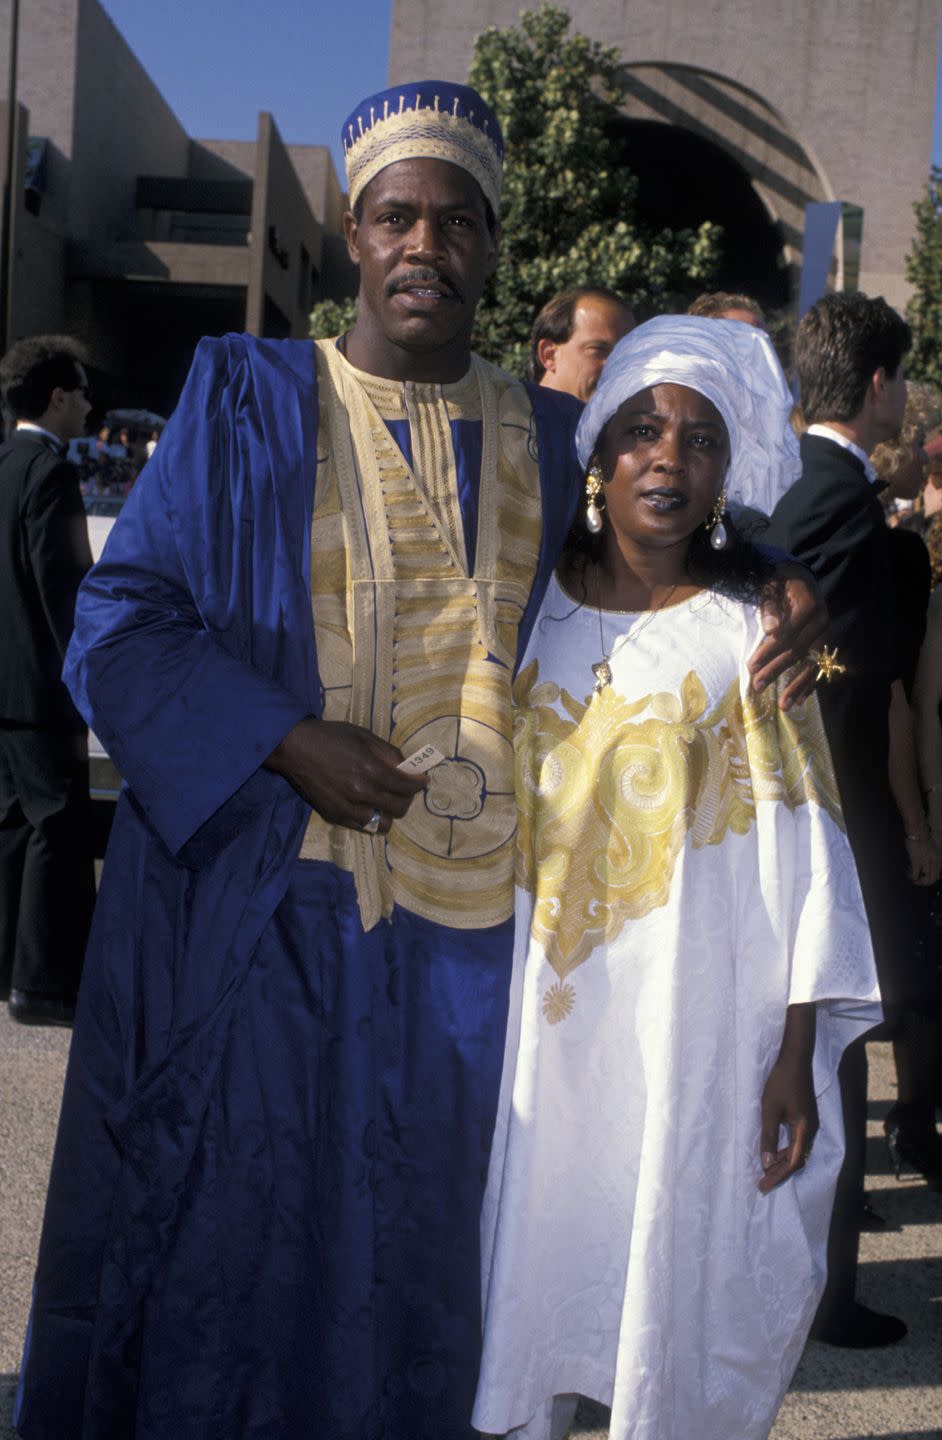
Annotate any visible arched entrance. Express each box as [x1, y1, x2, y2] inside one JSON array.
[[615, 63, 832, 308], [612, 118, 790, 308]]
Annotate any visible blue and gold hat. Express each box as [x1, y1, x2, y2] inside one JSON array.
[[342, 81, 504, 217]]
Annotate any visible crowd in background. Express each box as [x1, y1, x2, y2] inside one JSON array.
[[71, 424, 160, 498]]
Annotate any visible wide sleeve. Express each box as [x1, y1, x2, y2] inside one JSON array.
[[24, 457, 93, 660], [63, 337, 311, 858], [745, 674, 881, 1074]]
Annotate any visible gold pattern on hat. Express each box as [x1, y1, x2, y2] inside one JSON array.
[[344, 99, 502, 215]]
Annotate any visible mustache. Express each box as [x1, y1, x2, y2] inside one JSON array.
[[386, 268, 464, 302]]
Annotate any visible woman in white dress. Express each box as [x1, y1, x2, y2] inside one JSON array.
[[473, 317, 882, 1440]]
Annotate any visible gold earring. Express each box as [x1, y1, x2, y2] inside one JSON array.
[[706, 487, 728, 550], [586, 465, 604, 534]]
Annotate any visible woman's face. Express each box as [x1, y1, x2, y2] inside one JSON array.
[[889, 431, 928, 502], [596, 383, 730, 555], [923, 460, 942, 516]]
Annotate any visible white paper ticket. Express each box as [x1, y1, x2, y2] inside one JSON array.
[[398, 743, 446, 775]]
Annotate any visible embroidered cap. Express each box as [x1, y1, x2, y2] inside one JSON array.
[[342, 81, 504, 217]]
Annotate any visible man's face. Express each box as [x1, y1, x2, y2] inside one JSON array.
[[54, 363, 92, 442], [343, 158, 498, 360], [539, 297, 635, 402], [874, 363, 907, 442]]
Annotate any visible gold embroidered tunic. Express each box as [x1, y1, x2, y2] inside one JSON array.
[[300, 340, 543, 932]]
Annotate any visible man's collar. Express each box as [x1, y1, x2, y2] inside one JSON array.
[[15, 420, 66, 457], [805, 423, 877, 485]]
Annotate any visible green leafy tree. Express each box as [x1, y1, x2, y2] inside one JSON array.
[[906, 167, 942, 389], [468, 6, 721, 372], [310, 294, 357, 344], [311, 6, 722, 370]]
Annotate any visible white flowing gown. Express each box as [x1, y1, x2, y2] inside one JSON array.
[[473, 577, 881, 1440]]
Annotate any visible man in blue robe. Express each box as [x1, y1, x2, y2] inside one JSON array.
[[14, 82, 824, 1440]]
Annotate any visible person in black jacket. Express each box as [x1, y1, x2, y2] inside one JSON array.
[[0, 335, 95, 1025], [765, 293, 918, 1349]]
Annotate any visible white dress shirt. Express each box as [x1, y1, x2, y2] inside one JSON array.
[[805, 423, 877, 485]]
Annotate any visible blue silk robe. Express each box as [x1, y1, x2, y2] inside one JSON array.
[[14, 335, 581, 1440]]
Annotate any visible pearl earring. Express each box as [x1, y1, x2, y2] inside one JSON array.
[[586, 465, 604, 534], [706, 487, 728, 550]]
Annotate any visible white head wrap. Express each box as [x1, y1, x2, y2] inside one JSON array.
[[575, 315, 801, 516]]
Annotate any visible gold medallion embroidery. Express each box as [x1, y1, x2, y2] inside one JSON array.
[[513, 662, 843, 1005], [542, 981, 576, 1025]]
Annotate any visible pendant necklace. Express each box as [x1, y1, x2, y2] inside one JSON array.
[[591, 569, 678, 694]]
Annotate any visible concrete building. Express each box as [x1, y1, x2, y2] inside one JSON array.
[[388, 0, 939, 313], [2, 0, 935, 412], [0, 0, 353, 414]]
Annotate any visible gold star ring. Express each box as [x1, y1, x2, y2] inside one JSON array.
[[810, 645, 846, 683]]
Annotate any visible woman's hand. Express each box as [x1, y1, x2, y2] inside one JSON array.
[[758, 1003, 819, 1194], [750, 567, 829, 709]]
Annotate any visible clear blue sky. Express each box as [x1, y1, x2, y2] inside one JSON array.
[[99, 0, 393, 176], [102, 0, 942, 182]]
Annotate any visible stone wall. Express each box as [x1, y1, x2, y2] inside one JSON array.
[[388, 0, 940, 310], [69, 0, 189, 243], [246, 112, 325, 338]]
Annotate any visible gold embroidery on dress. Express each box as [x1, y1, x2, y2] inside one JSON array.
[[542, 981, 576, 1025], [513, 662, 843, 1004], [301, 340, 542, 932]]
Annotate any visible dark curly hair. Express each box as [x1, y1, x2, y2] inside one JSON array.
[[0, 334, 87, 421], [563, 500, 773, 607]]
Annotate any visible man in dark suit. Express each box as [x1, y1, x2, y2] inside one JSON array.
[[0, 335, 95, 1025], [765, 293, 913, 1348]]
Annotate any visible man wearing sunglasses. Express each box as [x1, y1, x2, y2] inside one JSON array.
[[0, 334, 95, 1027]]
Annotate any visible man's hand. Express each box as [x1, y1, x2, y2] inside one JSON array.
[[750, 565, 829, 710], [265, 718, 427, 834], [905, 833, 942, 887]]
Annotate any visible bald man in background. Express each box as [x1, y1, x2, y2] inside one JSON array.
[[688, 290, 765, 327], [528, 286, 635, 402]]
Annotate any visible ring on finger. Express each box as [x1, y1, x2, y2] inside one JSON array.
[[362, 810, 382, 835]]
